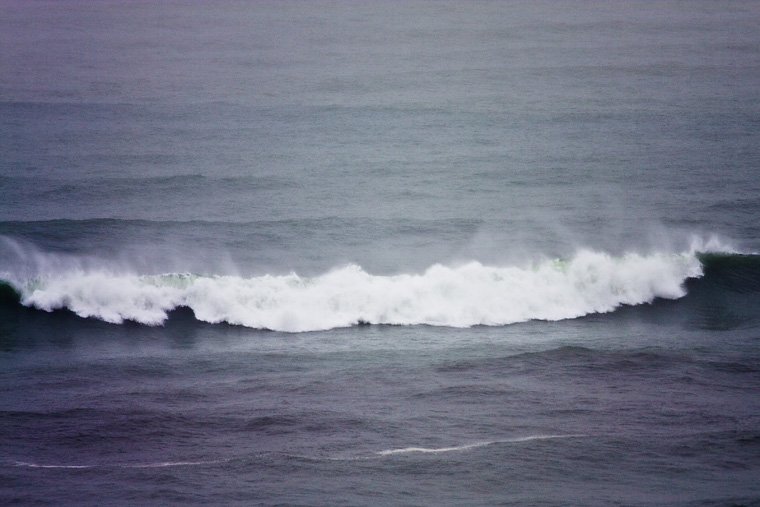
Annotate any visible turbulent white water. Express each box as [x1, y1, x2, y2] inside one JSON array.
[[11, 249, 704, 332]]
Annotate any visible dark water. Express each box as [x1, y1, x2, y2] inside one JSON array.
[[2, 1, 760, 505]]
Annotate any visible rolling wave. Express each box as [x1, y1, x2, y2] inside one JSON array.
[[0, 246, 727, 332]]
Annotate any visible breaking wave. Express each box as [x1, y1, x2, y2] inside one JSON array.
[[0, 243, 720, 332]]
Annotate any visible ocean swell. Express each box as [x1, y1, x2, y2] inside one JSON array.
[[7, 249, 704, 332]]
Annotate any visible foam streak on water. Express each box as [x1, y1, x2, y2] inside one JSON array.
[[376, 435, 585, 456]]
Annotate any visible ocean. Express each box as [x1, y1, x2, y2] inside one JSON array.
[[2, 1, 760, 505]]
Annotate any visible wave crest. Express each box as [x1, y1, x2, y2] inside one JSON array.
[[9, 250, 703, 332]]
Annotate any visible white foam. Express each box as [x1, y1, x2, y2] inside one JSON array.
[[376, 442, 491, 455], [13, 459, 228, 469], [376, 434, 585, 456], [125, 459, 228, 468], [15, 249, 704, 332], [14, 461, 92, 469]]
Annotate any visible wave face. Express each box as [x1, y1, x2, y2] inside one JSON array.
[[1, 248, 708, 332]]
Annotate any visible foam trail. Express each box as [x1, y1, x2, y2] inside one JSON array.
[[13, 461, 92, 469], [7, 247, 707, 332], [12, 459, 228, 469], [377, 434, 585, 456], [377, 442, 491, 456], [124, 459, 229, 468]]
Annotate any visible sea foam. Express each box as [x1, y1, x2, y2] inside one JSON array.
[[13, 249, 704, 332], [376, 435, 586, 456]]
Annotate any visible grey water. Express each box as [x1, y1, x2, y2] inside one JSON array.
[[2, 1, 760, 505]]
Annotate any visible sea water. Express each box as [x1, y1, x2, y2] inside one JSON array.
[[2, 1, 760, 505]]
